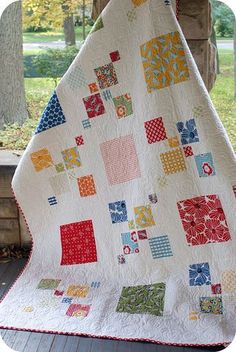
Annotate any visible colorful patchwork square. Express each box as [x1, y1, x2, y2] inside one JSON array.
[[195, 153, 216, 177], [149, 236, 173, 259], [109, 200, 128, 224], [168, 137, 179, 148], [75, 135, 84, 146], [116, 283, 166, 316], [183, 146, 194, 157], [66, 285, 89, 298], [55, 162, 65, 173], [149, 193, 158, 204], [144, 117, 167, 144], [67, 66, 87, 90], [61, 146, 81, 169], [94, 62, 118, 89], [160, 148, 186, 175], [134, 205, 155, 228], [49, 174, 70, 196], [177, 194, 231, 246], [66, 304, 90, 317], [88, 82, 99, 94], [211, 284, 222, 295], [189, 263, 211, 286], [83, 93, 106, 119], [118, 254, 126, 264], [222, 271, 236, 293], [77, 175, 96, 197], [82, 119, 91, 129], [176, 119, 199, 145], [35, 92, 66, 134], [140, 31, 189, 92], [113, 93, 133, 118], [137, 230, 148, 240], [62, 297, 73, 304], [37, 279, 61, 290], [128, 220, 135, 230], [200, 297, 223, 314], [122, 231, 139, 255], [110, 50, 120, 62], [60, 220, 97, 265], [100, 135, 141, 186], [31, 148, 53, 172]]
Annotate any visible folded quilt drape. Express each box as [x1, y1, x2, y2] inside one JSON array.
[[0, 0, 236, 346]]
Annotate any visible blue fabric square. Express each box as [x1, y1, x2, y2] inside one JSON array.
[[109, 200, 128, 224], [176, 118, 199, 145], [149, 236, 173, 259], [121, 232, 139, 255], [194, 153, 216, 177], [35, 92, 66, 134], [189, 262, 211, 286]]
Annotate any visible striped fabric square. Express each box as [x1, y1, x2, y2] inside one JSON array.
[[149, 235, 173, 259]]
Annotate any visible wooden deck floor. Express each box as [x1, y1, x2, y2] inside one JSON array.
[[0, 259, 225, 352]]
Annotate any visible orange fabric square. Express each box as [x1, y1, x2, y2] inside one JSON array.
[[78, 175, 96, 197]]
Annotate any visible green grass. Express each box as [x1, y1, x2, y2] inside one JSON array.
[[23, 26, 92, 43], [210, 49, 236, 150]]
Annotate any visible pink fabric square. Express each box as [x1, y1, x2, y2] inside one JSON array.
[[100, 135, 141, 186], [144, 117, 167, 144]]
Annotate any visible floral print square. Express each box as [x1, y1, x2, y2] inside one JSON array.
[[37, 279, 61, 290], [109, 200, 128, 224], [116, 283, 166, 316], [200, 297, 223, 315], [195, 153, 216, 177], [211, 284, 222, 295], [66, 304, 90, 317], [121, 231, 139, 255], [134, 205, 155, 229], [31, 148, 53, 172], [176, 118, 199, 145], [113, 93, 133, 118], [177, 195, 231, 246], [61, 146, 81, 169], [83, 93, 106, 118], [94, 62, 118, 89], [189, 263, 211, 286]]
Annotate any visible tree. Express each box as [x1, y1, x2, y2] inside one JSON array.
[[92, 0, 109, 20], [0, 2, 27, 129], [211, 0, 234, 38]]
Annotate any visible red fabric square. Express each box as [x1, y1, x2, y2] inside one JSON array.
[[66, 304, 90, 317], [144, 117, 167, 144], [110, 50, 120, 62], [183, 146, 194, 157], [177, 195, 231, 246], [83, 93, 105, 119], [211, 284, 222, 295], [137, 230, 148, 240], [233, 185, 236, 198], [60, 220, 97, 265], [75, 135, 84, 146]]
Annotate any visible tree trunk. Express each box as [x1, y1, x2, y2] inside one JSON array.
[[211, 25, 220, 74], [63, 16, 76, 46], [0, 2, 27, 129], [92, 0, 110, 21]]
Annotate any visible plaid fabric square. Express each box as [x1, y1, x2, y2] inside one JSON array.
[[49, 174, 70, 196], [83, 93, 106, 118], [35, 92, 66, 134], [149, 236, 173, 259], [116, 283, 166, 316], [200, 297, 223, 315], [110, 50, 120, 62], [183, 146, 194, 157], [113, 93, 133, 118], [109, 200, 128, 224], [211, 284, 222, 295], [60, 220, 97, 265], [100, 135, 141, 186], [94, 62, 118, 89], [177, 194, 231, 246], [77, 175, 96, 197], [160, 148, 186, 175], [137, 230, 148, 240], [189, 262, 211, 286], [195, 153, 216, 177], [66, 304, 90, 317], [37, 279, 61, 290], [88, 82, 99, 94], [67, 66, 87, 90], [177, 118, 199, 145], [168, 137, 179, 148], [127, 9, 137, 22], [140, 31, 189, 92], [61, 147, 81, 169], [122, 231, 139, 255], [82, 119, 91, 129], [31, 148, 53, 172], [222, 271, 236, 293], [66, 285, 89, 298], [134, 205, 155, 229], [144, 117, 167, 144], [75, 135, 84, 146]]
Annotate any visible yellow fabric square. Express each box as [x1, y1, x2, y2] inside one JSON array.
[[160, 148, 186, 175], [61, 147, 81, 169], [168, 137, 180, 148], [134, 205, 155, 229], [222, 271, 236, 293], [66, 285, 89, 298], [132, 0, 148, 6], [30, 148, 53, 172], [140, 31, 190, 92]]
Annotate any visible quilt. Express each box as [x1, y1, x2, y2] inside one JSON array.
[[0, 0, 236, 346]]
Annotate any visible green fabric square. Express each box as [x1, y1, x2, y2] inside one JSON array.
[[55, 163, 65, 173], [116, 283, 165, 316], [113, 93, 133, 118], [37, 279, 61, 290]]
